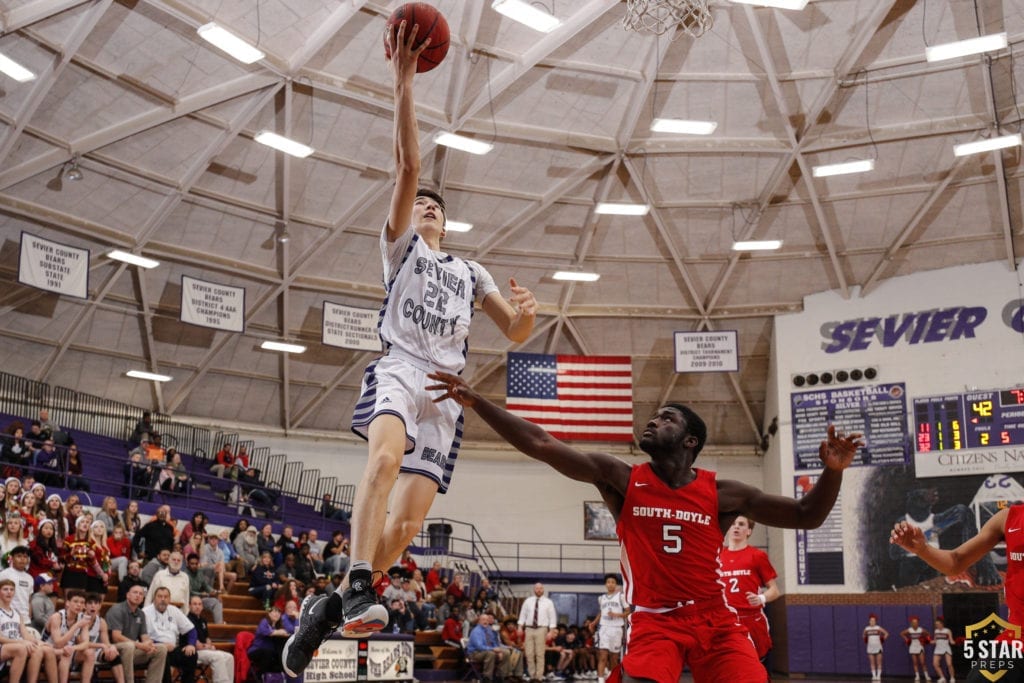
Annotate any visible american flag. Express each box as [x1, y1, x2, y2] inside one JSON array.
[[506, 352, 634, 442]]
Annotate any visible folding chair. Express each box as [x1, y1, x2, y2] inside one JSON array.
[[461, 638, 485, 681]]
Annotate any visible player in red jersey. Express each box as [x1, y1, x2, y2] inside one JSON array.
[[892, 503, 1024, 683], [720, 516, 779, 665], [427, 372, 862, 683]]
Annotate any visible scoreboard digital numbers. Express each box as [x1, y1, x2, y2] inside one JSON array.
[[913, 395, 964, 453], [914, 388, 1024, 452]]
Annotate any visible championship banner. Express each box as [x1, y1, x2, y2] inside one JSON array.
[[179, 275, 245, 332], [673, 330, 739, 372], [18, 232, 89, 299], [322, 302, 382, 351]]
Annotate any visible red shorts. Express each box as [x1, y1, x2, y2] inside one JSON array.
[[609, 604, 766, 683], [737, 611, 772, 659]]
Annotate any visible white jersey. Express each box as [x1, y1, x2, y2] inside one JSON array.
[[0, 606, 21, 640], [45, 608, 78, 643], [599, 591, 629, 628], [377, 227, 498, 373], [932, 627, 952, 655]]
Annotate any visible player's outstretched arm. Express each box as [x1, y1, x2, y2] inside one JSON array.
[[719, 425, 862, 529], [481, 278, 537, 343], [385, 20, 431, 243], [890, 507, 1006, 576], [427, 371, 630, 491]]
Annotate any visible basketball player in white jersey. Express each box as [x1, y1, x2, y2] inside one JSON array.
[[83, 592, 125, 683], [0, 578, 57, 683], [0, 579, 29, 682], [283, 18, 536, 677], [596, 574, 629, 683], [46, 589, 91, 683]]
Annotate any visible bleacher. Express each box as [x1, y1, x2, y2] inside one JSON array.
[[0, 413, 351, 536], [0, 408, 354, 672], [0, 373, 617, 681]]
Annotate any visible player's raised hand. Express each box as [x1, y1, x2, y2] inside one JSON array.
[[509, 278, 536, 317], [817, 424, 863, 471], [890, 520, 927, 555], [427, 371, 478, 408], [385, 20, 430, 81]]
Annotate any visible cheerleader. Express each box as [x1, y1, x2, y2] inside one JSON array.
[[901, 615, 932, 682], [930, 616, 954, 683], [864, 613, 889, 681]]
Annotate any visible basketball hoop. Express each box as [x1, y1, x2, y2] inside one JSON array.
[[623, 0, 713, 38]]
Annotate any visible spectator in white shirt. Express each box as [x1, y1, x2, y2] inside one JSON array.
[[142, 587, 197, 683], [145, 551, 189, 608], [0, 546, 34, 622], [517, 583, 558, 682]]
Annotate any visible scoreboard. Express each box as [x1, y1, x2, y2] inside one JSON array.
[[914, 387, 1024, 452]]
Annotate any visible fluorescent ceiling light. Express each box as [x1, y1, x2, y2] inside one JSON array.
[[492, 0, 561, 32], [650, 118, 717, 135], [926, 32, 1007, 63], [260, 340, 307, 354], [812, 159, 875, 177], [595, 202, 650, 216], [254, 131, 314, 158], [553, 271, 600, 282], [728, 0, 810, 9], [126, 370, 172, 382], [0, 53, 35, 82], [197, 23, 265, 64], [445, 221, 473, 233], [434, 132, 493, 155], [732, 240, 783, 251], [953, 133, 1022, 157], [109, 250, 160, 269]]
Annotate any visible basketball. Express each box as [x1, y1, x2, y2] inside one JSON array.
[[383, 3, 450, 73]]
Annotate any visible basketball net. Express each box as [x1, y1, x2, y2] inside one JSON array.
[[623, 0, 713, 38]]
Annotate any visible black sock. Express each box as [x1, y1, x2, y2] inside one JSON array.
[[325, 592, 344, 622]]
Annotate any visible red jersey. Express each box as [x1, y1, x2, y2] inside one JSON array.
[[1005, 504, 1024, 624], [618, 465, 725, 609], [720, 548, 774, 618], [719, 545, 777, 615]]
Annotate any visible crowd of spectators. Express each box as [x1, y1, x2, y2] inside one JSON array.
[[2, 414, 85, 494], [0, 410, 589, 682], [0, 406, 364, 683]]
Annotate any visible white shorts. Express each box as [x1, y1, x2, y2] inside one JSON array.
[[598, 625, 624, 653], [351, 355, 463, 493]]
